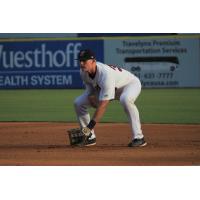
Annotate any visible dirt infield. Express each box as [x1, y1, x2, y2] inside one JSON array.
[[0, 122, 200, 166]]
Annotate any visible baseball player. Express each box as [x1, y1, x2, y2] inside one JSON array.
[[73, 49, 147, 147]]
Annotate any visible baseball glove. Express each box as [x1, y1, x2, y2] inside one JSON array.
[[67, 127, 92, 146]]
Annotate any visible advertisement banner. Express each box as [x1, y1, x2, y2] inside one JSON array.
[[104, 37, 200, 88], [1, 36, 200, 89], [0, 39, 104, 89]]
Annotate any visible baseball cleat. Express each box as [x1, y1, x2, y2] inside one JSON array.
[[74, 137, 96, 147], [128, 137, 147, 147]]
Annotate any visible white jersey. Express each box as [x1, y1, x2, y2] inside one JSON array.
[[80, 61, 140, 101]]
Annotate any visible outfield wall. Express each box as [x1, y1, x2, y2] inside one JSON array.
[[0, 35, 200, 89], [0, 39, 104, 89], [104, 35, 200, 88]]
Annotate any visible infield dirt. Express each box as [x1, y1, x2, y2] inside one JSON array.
[[0, 122, 200, 166]]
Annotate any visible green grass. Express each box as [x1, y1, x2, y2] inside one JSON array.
[[138, 89, 200, 123], [0, 89, 200, 124]]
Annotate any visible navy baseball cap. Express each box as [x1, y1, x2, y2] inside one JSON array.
[[77, 49, 96, 61]]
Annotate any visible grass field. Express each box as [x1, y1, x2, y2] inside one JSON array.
[[0, 89, 200, 124]]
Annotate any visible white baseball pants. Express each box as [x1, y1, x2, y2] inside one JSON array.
[[74, 78, 144, 140]]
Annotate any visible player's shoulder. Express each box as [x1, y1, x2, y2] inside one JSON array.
[[96, 61, 108, 68], [96, 61, 111, 72], [97, 62, 113, 78]]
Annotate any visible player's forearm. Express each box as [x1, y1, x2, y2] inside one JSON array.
[[86, 100, 109, 130], [93, 100, 109, 123]]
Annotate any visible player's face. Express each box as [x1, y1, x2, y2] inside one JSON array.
[[80, 59, 95, 72]]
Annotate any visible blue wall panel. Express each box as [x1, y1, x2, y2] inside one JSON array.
[[0, 39, 104, 89]]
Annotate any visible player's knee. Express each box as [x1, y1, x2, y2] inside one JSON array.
[[74, 96, 82, 108], [120, 95, 135, 106]]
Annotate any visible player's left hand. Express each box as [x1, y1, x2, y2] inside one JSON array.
[[67, 127, 92, 146], [81, 127, 92, 136]]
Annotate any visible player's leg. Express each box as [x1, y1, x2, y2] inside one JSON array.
[[119, 79, 144, 140], [74, 92, 96, 139]]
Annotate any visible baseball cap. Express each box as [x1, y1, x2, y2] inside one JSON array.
[[77, 49, 96, 61]]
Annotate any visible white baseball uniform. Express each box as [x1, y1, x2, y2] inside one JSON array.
[[74, 61, 144, 140]]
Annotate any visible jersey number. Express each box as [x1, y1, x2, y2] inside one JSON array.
[[108, 65, 122, 72]]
